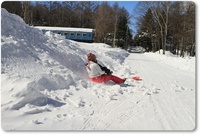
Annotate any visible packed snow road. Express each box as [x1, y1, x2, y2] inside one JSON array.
[[123, 53, 195, 130]]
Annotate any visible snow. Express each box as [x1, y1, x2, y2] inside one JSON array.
[[35, 26, 94, 32], [0, 8, 197, 133]]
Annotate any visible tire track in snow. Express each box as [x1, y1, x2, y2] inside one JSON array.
[[81, 100, 122, 130], [104, 100, 153, 130], [126, 53, 195, 130], [81, 93, 153, 130], [152, 83, 195, 130], [124, 54, 175, 129]]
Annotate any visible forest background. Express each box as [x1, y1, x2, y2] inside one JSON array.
[[1, 1, 195, 57]]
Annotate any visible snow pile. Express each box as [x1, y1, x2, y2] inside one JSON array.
[[1, 8, 130, 118], [127, 46, 146, 53], [145, 50, 195, 72], [1, 8, 195, 131], [1, 8, 129, 111]]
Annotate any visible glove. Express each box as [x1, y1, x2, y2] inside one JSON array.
[[107, 71, 113, 75]]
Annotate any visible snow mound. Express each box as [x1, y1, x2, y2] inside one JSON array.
[[11, 89, 65, 110], [1, 8, 129, 111], [147, 50, 195, 72], [1, 9, 87, 110], [105, 50, 129, 64]]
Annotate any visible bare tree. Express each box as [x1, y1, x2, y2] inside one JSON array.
[[148, 1, 173, 54], [76, 1, 98, 28], [22, 2, 32, 24], [95, 2, 115, 43], [112, 2, 119, 48], [180, 2, 195, 57], [169, 1, 195, 57], [62, 1, 79, 27]]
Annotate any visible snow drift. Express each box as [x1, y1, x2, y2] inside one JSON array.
[[1, 8, 128, 110], [1, 8, 130, 122]]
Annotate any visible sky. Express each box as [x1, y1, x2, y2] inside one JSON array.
[[108, 1, 138, 15], [108, 1, 138, 36]]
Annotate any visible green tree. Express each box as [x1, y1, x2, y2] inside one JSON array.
[[137, 9, 155, 51], [116, 7, 132, 49]]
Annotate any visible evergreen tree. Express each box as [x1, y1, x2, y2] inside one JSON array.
[[137, 9, 154, 51], [1, 1, 22, 16], [116, 7, 132, 49]]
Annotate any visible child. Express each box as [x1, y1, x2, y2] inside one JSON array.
[[86, 52, 126, 84]]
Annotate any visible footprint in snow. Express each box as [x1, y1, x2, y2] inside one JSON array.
[[110, 94, 118, 100], [78, 98, 86, 107], [31, 119, 43, 125]]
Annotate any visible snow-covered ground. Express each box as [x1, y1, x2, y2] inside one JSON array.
[[1, 8, 197, 132]]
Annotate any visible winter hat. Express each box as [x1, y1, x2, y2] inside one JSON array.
[[87, 52, 96, 61]]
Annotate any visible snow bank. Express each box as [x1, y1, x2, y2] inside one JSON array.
[[145, 50, 195, 73], [1, 8, 82, 110], [1, 8, 129, 111]]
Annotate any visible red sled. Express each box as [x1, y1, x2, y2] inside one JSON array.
[[132, 76, 141, 81]]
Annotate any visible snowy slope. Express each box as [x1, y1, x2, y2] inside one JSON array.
[[1, 8, 196, 131]]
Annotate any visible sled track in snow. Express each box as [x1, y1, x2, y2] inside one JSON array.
[[81, 95, 153, 130]]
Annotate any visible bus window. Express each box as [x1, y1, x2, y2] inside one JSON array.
[[70, 32, 74, 36], [83, 33, 87, 37], [64, 32, 68, 36], [77, 32, 81, 37]]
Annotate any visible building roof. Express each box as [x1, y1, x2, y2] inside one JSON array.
[[35, 26, 94, 32]]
